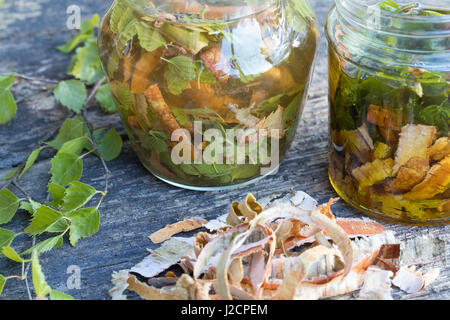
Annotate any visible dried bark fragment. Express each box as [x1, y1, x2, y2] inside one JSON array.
[[337, 125, 374, 163], [109, 269, 131, 300], [392, 266, 424, 294], [144, 84, 182, 134], [130, 50, 162, 94], [130, 237, 194, 278], [352, 158, 394, 188], [404, 155, 450, 199], [255, 106, 285, 139], [367, 104, 401, 131], [428, 137, 450, 162], [393, 124, 436, 174], [388, 157, 429, 193], [400, 234, 446, 265], [374, 142, 392, 160], [358, 266, 393, 300], [149, 217, 208, 244]]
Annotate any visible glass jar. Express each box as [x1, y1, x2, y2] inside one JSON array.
[[325, 0, 450, 225], [98, 0, 319, 190]]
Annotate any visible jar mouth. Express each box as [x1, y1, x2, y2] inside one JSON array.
[[336, 0, 450, 37], [126, 0, 276, 22]]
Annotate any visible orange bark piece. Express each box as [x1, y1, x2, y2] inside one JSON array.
[[405, 155, 450, 200], [200, 47, 230, 83], [144, 84, 181, 134], [149, 217, 208, 244], [367, 104, 401, 131], [388, 157, 430, 193], [393, 124, 436, 174], [131, 50, 162, 94], [428, 137, 450, 162]]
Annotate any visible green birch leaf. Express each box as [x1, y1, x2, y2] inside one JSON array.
[[19, 147, 44, 178], [32, 252, 52, 298], [2, 246, 25, 263], [119, 19, 138, 49], [50, 290, 75, 300], [62, 181, 97, 213], [53, 80, 87, 114], [0, 228, 16, 248], [69, 207, 100, 246], [0, 275, 5, 296], [96, 128, 123, 161], [50, 152, 83, 186], [68, 38, 104, 84], [0, 76, 17, 124], [21, 235, 63, 255], [136, 23, 166, 52], [46, 218, 69, 233], [95, 84, 117, 114], [59, 136, 90, 156], [24, 206, 63, 236], [0, 167, 18, 181], [57, 14, 99, 53], [19, 199, 41, 216], [47, 117, 89, 150], [47, 183, 66, 208], [0, 188, 20, 225]]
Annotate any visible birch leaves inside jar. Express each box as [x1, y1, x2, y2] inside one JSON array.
[[98, 0, 319, 190], [326, 0, 450, 224]]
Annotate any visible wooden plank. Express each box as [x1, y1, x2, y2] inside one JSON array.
[[0, 0, 448, 300]]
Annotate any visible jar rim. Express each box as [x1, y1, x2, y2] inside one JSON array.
[[124, 0, 277, 23], [334, 0, 450, 39], [338, 0, 450, 23]]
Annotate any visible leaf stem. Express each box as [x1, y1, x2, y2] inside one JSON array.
[[0, 72, 59, 84]]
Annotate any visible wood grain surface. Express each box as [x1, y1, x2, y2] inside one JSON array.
[[0, 0, 448, 300]]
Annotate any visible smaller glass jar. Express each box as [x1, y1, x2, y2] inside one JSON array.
[[325, 0, 450, 225]]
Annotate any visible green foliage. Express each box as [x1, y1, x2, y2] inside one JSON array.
[[163, 56, 198, 95], [50, 152, 83, 186], [62, 181, 98, 213], [24, 205, 64, 236], [57, 14, 100, 53], [0, 228, 16, 248], [0, 275, 5, 296], [32, 252, 52, 298], [95, 128, 123, 161], [21, 235, 63, 255], [20, 147, 44, 178], [53, 80, 87, 113], [136, 23, 166, 52], [0, 75, 17, 124], [2, 246, 25, 263], [68, 38, 104, 84], [0, 13, 122, 300], [47, 183, 66, 207], [95, 84, 116, 113], [0, 188, 20, 225], [0, 167, 19, 181], [47, 117, 89, 150], [68, 207, 100, 246], [50, 289, 75, 300]]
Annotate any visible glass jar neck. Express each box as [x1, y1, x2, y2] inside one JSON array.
[[326, 0, 450, 72], [127, 0, 277, 21]]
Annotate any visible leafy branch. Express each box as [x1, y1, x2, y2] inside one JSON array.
[[0, 14, 122, 299]]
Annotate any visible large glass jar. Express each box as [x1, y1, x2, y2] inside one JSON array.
[[326, 0, 450, 225], [98, 0, 319, 190]]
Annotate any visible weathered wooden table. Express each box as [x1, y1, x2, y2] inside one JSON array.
[[0, 0, 448, 300]]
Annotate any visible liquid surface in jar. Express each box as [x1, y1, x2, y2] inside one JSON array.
[[328, 1, 450, 223], [98, 0, 318, 188]]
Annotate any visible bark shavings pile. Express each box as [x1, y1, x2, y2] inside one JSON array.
[[109, 191, 443, 300]]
